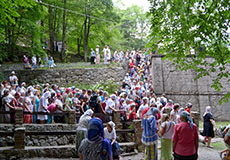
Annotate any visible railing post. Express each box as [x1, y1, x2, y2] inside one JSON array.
[[133, 120, 143, 152], [112, 111, 122, 129], [68, 110, 76, 124], [162, 107, 172, 116], [191, 111, 200, 129], [14, 127, 25, 149], [15, 108, 23, 124]]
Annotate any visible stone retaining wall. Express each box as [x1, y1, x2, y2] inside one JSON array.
[[0, 146, 75, 159], [3, 62, 128, 86], [0, 124, 77, 147], [151, 55, 230, 120]]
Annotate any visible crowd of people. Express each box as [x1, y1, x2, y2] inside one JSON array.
[[90, 45, 148, 65], [22, 54, 55, 70], [1, 47, 230, 160]]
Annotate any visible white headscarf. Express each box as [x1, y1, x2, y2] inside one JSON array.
[[203, 106, 212, 117], [178, 108, 185, 114], [79, 109, 94, 122], [108, 121, 115, 129], [84, 109, 94, 116], [43, 91, 51, 99]]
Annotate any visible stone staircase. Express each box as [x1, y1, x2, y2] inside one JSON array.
[[119, 142, 138, 156]]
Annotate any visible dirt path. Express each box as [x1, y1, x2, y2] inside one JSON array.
[[23, 143, 221, 160], [121, 144, 220, 160]]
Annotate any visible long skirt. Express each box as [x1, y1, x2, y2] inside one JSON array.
[[160, 138, 173, 160], [173, 152, 197, 160], [96, 54, 100, 64], [145, 143, 158, 160], [75, 130, 87, 157], [32, 106, 38, 124], [112, 141, 121, 158], [23, 115, 33, 123]]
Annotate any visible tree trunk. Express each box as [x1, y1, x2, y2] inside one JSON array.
[[53, 7, 58, 52], [83, 17, 88, 62], [77, 22, 84, 55], [61, 0, 67, 61], [48, 6, 54, 54], [84, 16, 91, 62]]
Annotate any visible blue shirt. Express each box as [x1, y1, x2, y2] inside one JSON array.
[[91, 51, 96, 57], [142, 115, 158, 145]]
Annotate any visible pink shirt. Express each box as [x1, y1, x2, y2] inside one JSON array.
[[47, 103, 57, 112], [173, 122, 198, 156]]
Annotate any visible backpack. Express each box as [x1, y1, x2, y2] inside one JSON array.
[[89, 93, 99, 109]]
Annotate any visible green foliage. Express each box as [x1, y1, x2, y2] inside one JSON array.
[[67, 79, 119, 95], [0, 0, 45, 62], [91, 80, 119, 94], [148, 0, 230, 102], [0, 72, 7, 82], [0, 0, 149, 63]]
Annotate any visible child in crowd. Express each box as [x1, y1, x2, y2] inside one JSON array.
[[160, 114, 175, 160]]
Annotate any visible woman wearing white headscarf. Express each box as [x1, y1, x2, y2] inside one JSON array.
[[76, 109, 94, 156], [104, 121, 121, 159], [202, 106, 217, 148], [142, 108, 159, 160], [37, 91, 50, 124]]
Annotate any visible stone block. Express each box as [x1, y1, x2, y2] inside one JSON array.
[[112, 112, 122, 129], [68, 111, 76, 124], [132, 120, 143, 152], [14, 127, 25, 149], [15, 108, 23, 124]]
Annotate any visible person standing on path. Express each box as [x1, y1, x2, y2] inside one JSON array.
[[90, 48, 96, 64], [142, 107, 159, 160], [96, 45, 100, 64], [103, 45, 109, 64], [202, 106, 217, 148], [173, 111, 199, 160], [160, 113, 175, 160]]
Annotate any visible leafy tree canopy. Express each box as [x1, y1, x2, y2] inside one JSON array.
[[148, 0, 230, 103], [0, 0, 150, 63]]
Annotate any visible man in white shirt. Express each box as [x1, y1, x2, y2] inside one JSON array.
[[9, 71, 18, 85], [103, 45, 109, 64], [123, 99, 130, 117], [32, 55, 37, 69], [138, 97, 149, 118], [119, 50, 124, 60], [105, 94, 117, 114]]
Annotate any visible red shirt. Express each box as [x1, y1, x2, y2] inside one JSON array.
[[141, 107, 160, 125], [173, 122, 198, 156], [185, 108, 191, 113], [141, 107, 150, 119], [128, 107, 136, 120], [129, 62, 134, 68]]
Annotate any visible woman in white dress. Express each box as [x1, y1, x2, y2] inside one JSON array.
[[37, 91, 50, 124], [103, 45, 108, 64], [96, 45, 100, 64]]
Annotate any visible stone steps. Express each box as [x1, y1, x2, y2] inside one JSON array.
[[0, 145, 75, 159], [0, 143, 138, 159], [119, 142, 137, 155]]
